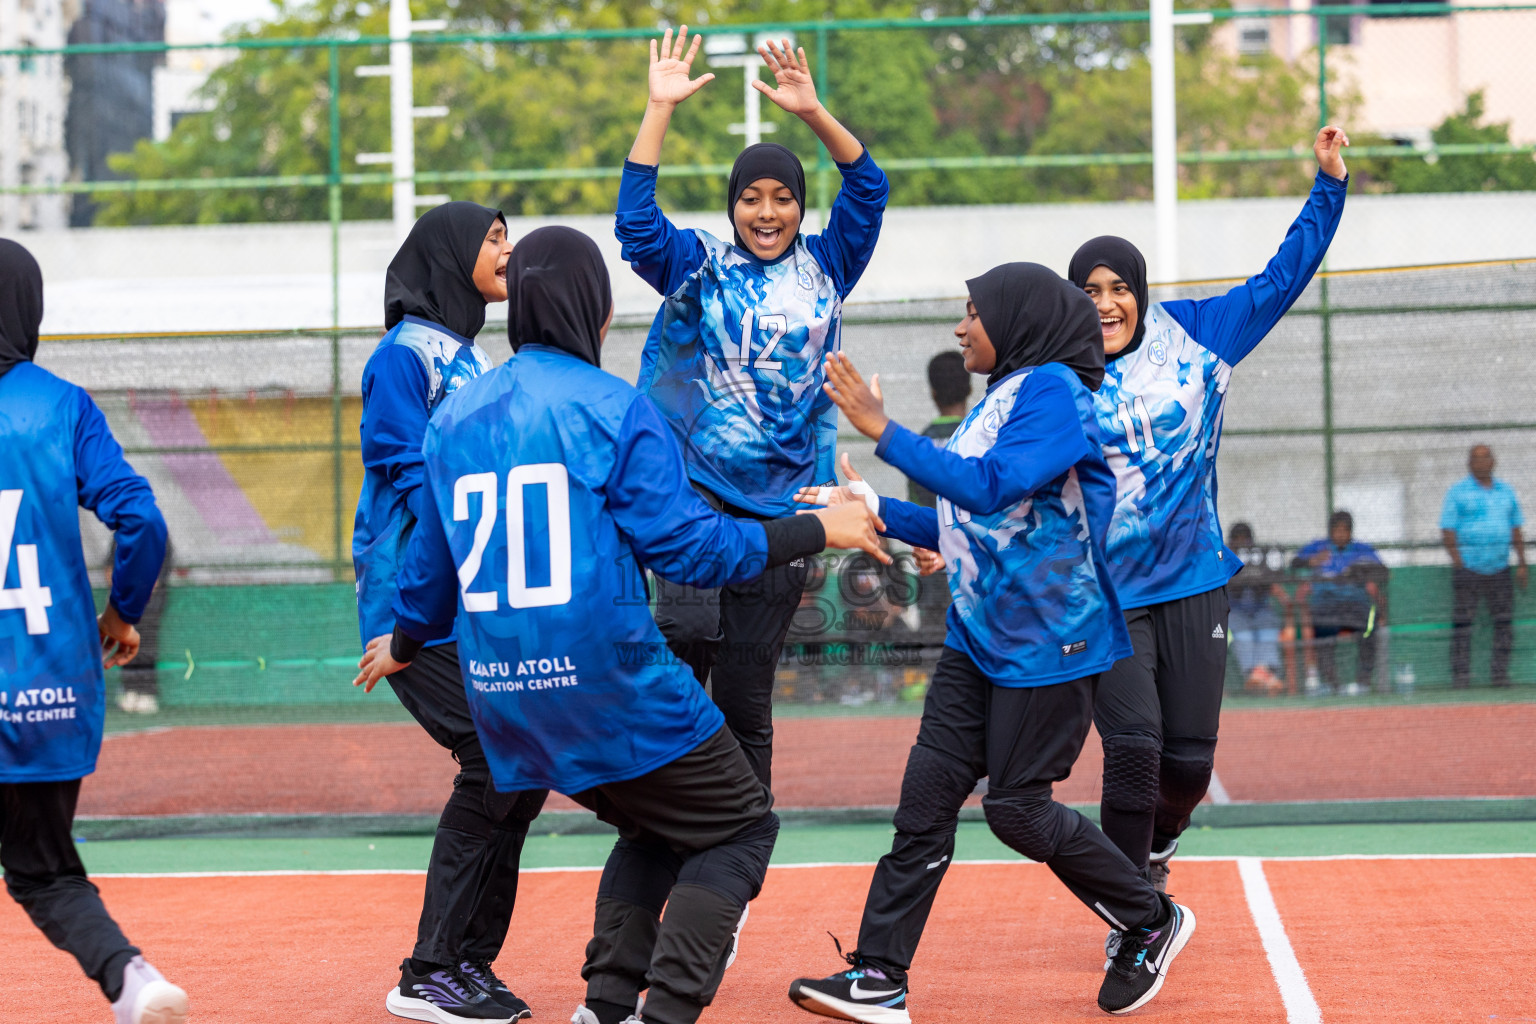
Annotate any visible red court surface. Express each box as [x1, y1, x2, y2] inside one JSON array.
[[3, 858, 1526, 1023], [83, 702, 1536, 816]]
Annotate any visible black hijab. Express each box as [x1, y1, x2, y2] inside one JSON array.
[[727, 143, 806, 251], [384, 201, 503, 340], [1067, 235, 1149, 360], [0, 239, 44, 379], [506, 226, 611, 368], [966, 262, 1106, 391]]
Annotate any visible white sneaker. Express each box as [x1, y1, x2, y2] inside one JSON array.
[[116, 691, 159, 714], [111, 956, 187, 1024], [570, 1008, 639, 1024]]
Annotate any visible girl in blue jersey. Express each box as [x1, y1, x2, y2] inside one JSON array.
[[0, 240, 185, 1024], [353, 226, 889, 1024], [787, 264, 1195, 1022], [352, 202, 547, 1024], [1069, 127, 1350, 938], [615, 28, 890, 787]]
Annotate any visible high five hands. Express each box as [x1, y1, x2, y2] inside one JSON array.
[[1314, 125, 1349, 182], [795, 453, 945, 576], [755, 39, 822, 117], [647, 27, 714, 107], [822, 352, 891, 441]]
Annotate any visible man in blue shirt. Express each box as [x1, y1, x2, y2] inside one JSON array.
[[1293, 511, 1386, 693], [354, 227, 889, 1024], [1441, 444, 1527, 688], [0, 239, 186, 1024]]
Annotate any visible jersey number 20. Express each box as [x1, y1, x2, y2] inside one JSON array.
[[0, 490, 53, 635], [453, 466, 572, 611]]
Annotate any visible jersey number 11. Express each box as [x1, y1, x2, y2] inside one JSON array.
[[1116, 397, 1156, 454]]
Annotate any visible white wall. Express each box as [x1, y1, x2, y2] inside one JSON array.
[[20, 189, 1536, 336]]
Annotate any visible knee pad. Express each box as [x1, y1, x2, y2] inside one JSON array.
[[676, 812, 779, 906], [599, 838, 686, 915], [491, 787, 549, 831], [1158, 752, 1215, 814], [1101, 736, 1161, 815], [982, 787, 1068, 863], [440, 770, 499, 837], [891, 744, 977, 836]]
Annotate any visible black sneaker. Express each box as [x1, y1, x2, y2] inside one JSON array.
[[1098, 897, 1196, 1015], [459, 960, 532, 1020], [1148, 838, 1178, 894], [788, 947, 910, 1024], [386, 959, 515, 1024]]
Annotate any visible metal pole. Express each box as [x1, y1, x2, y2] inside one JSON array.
[[1317, 7, 1329, 129], [1150, 0, 1178, 282], [743, 56, 761, 147], [389, 0, 415, 241], [1320, 274, 1335, 516], [328, 44, 345, 577]]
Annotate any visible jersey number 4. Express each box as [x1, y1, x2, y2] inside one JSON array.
[[1116, 397, 1157, 454], [0, 490, 53, 635], [453, 466, 572, 611]]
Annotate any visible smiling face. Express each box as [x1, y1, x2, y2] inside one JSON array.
[[472, 218, 513, 303], [954, 299, 997, 375], [1083, 264, 1140, 356], [733, 178, 801, 260]]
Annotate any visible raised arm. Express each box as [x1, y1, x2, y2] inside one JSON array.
[[1161, 126, 1350, 366], [616, 27, 713, 295]]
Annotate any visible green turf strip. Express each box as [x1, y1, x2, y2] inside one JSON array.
[[76, 820, 1536, 875]]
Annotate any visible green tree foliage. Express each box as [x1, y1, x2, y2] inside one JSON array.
[[96, 0, 1335, 224], [1355, 92, 1536, 194]]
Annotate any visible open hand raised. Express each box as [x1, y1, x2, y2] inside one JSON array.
[[648, 26, 714, 107], [754, 39, 821, 117], [823, 352, 891, 441]]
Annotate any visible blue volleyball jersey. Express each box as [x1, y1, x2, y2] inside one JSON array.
[[873, 364, 1131, 686], [616, 150, 889, 517], [1096, 171, 1347, 609], [0, 363, 166, 783], [391, 345, 781, 795], [353, 315, 492, 646]]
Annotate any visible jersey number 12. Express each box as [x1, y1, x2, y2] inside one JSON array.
[[737, 311, 788, 371], [1116, 397, 1156, 454], [453, 466, 572, 611], [0, 490, 53, 635]]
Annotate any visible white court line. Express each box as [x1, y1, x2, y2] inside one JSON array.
[[1207, 770, 1232, 804], [1237, 857, 1323, 1024], [89, 851, 1536, 879]]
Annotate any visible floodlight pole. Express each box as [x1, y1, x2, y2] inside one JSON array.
[[1150, 0, 1177, 283]]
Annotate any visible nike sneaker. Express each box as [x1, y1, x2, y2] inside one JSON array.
[[110, 956, 188, 1024], [1098, 896, 1196, 1015], [788, 951, 910, 1024], [1148, 838, 1178, 894]]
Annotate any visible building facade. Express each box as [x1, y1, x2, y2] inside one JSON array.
[[0, 0, 80, 232], [65, 0, 165, 225], [1214, 0, 1536, 145]]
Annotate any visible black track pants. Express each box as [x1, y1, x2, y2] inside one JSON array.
[[652, 558, 809, 789], [389, 642, 548, 966], [854, 647, 1162, 977], [1451, 567, 1514, 687], [571, 726, 778, 1024], [2, 779, 139, 1001], [1094, 587, 1229, 871]]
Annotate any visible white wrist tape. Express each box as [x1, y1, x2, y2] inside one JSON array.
[[848, 480, 881, 515]]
